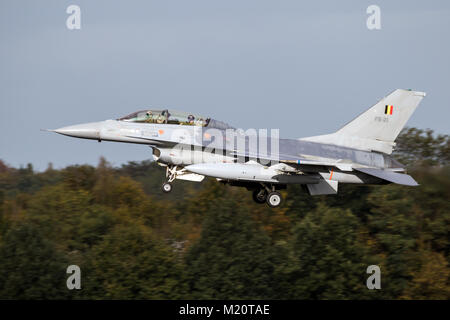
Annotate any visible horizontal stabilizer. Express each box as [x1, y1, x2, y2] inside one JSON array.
[[306, 179, 338, 195], [354, 167, 418, 186]]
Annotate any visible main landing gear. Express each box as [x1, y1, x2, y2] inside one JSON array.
[[252, 184, 284, 208], [252, 189, 267, 204], [266, 192, 282, 208], [161, 165, 183, 193]]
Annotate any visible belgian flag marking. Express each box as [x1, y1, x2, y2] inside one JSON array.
[[384, 105, 394, 115]]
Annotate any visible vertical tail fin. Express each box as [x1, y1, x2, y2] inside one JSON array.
[[300, 89, 426, 154], [336, 89, 426, 142]]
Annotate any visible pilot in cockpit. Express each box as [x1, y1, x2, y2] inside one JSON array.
[[145, 111, 153, 123], [196, 118, 205, 126], [187, 114, 195, 125]]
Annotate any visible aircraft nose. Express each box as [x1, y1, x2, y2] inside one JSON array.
[[52, 121, 103, 140]]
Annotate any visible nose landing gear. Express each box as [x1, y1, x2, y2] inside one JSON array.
[[161, 165, 183, 193], [162, 182, 172, 193]]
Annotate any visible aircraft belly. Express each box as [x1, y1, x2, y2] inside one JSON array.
[[237, 175, 320, 184], [185, 163, 321, 184]]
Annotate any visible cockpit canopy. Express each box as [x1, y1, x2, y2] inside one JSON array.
[[118, 109, 234, 130], [119, 110, 209, 126]]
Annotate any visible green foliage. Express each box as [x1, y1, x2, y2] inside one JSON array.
[[0, 223, 69, 299], [283, 204, 377, 299], [26, 185, 113, 252], [62, 164, 96, 191], [83, 224, 187, 299], [365, 167, 450, 298], [0, 127, 448, 299], [401, 250, 450, 299], [393, 127, 449, 166], [185, 196, 282, 299]]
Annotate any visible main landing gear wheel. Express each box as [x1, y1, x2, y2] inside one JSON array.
[[252, 189, 268, 204], [162, 182, 172, 193], [266, 191, 282, 208]]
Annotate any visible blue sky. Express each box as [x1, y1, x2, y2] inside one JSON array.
[[1, 0, 449, 170]]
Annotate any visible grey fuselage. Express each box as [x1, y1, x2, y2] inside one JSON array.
[[52, 119, 402, 186]]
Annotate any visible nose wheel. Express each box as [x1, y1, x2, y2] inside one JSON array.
[[161, 165, 186, 194], [162, 182, 172, 193]]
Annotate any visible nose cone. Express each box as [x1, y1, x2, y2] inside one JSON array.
[[52, 121, 103, 140]]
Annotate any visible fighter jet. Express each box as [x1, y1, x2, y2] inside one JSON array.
[[47, 89, 425, 207]]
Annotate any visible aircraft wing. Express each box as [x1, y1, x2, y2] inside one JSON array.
[[353, 167, 418, 186]]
